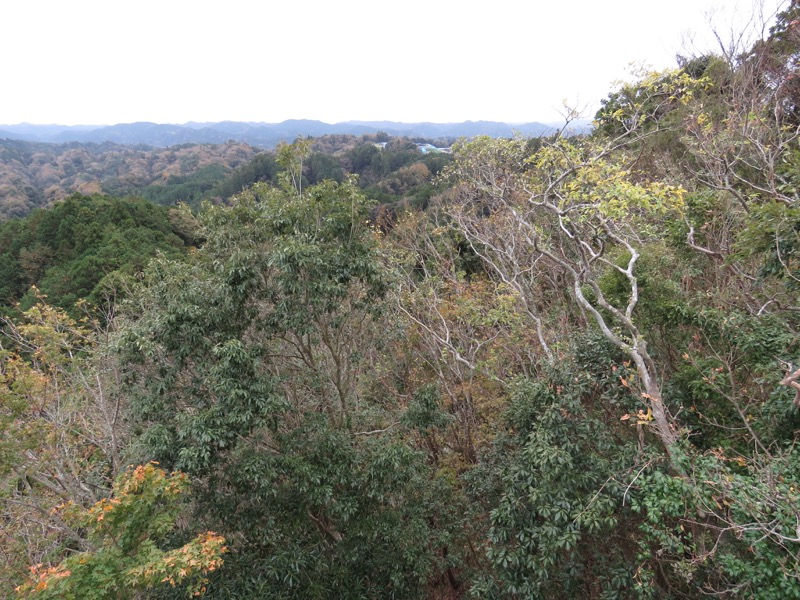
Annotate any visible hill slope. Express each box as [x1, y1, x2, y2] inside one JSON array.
[[0, 140, 259, 219]]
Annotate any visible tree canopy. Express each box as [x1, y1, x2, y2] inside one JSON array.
[[2, 7, 800, 598]]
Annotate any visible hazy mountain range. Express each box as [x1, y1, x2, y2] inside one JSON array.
[[0, 119, 589, 148]]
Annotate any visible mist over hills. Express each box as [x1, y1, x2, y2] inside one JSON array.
[[0, 119, 587, 148]]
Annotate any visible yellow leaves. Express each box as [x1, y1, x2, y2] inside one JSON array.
[[616, 364, 653, 424], [693, 112, 714, 135], [620, 407, 653, 425], [555, 155, 686, 221], [630, 67, 711, 105], [527, 138, 583, 174], [637, 407, 654, 424], [132, 464, 149, 484], [595, 177, 686, 219]]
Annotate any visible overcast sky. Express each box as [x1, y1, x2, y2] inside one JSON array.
[[0, 0, 787, 126]]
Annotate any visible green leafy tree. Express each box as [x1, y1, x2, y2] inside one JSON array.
[[208, 153, 281, 200], [116, 176, 458, 597], [15, 463, 226, 600], [633, 446, 800, 599], [0, 194, 188, 316], [305, 152, 344, 184], [468, 363, 641, 599]]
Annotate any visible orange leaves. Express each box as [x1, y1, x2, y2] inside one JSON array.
[[111, 462, 187, 500], [128, 529, 227, 594], [15, 564, 71, 595], [17, 464, 227, 598]]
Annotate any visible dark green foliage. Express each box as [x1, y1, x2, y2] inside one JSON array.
[[346, 143, 380, 174], [633, 446, 800, 599], [121, 177, 387, 463], [125, 164, 229, 209], [117, 257, 283, 473], [196, 419, 455, 599], [469, 367, 640, 600], [346, 139, 430, 183], [372, 139, 421, 178], [116, 177, 460, 597], [344, 139, 453, 215], [420, 152, 452, 177], [199, 179, 387, 336], [666, 307, 800, 450], [208, 153, 281, 200], [305, 152, 344, 185], [0, 194, 188, 315], [402, 384, 452, 433], [735, 201, 800, 286]]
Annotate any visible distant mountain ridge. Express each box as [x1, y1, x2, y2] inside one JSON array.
[[0, 119, 588, 148]]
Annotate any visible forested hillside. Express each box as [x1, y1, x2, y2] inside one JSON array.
[[0, 141, 259, 219], [0, 194, 197, 315], [0, 134, 453, 220], [2, 4, 800, 599]]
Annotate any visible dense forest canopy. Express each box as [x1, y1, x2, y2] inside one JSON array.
[[0, 140, 260, 219], [2, 4, 800, 598], [0, 133, 453, 220]]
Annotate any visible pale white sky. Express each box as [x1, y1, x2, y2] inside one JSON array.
[[0, 0, 787, 126]]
